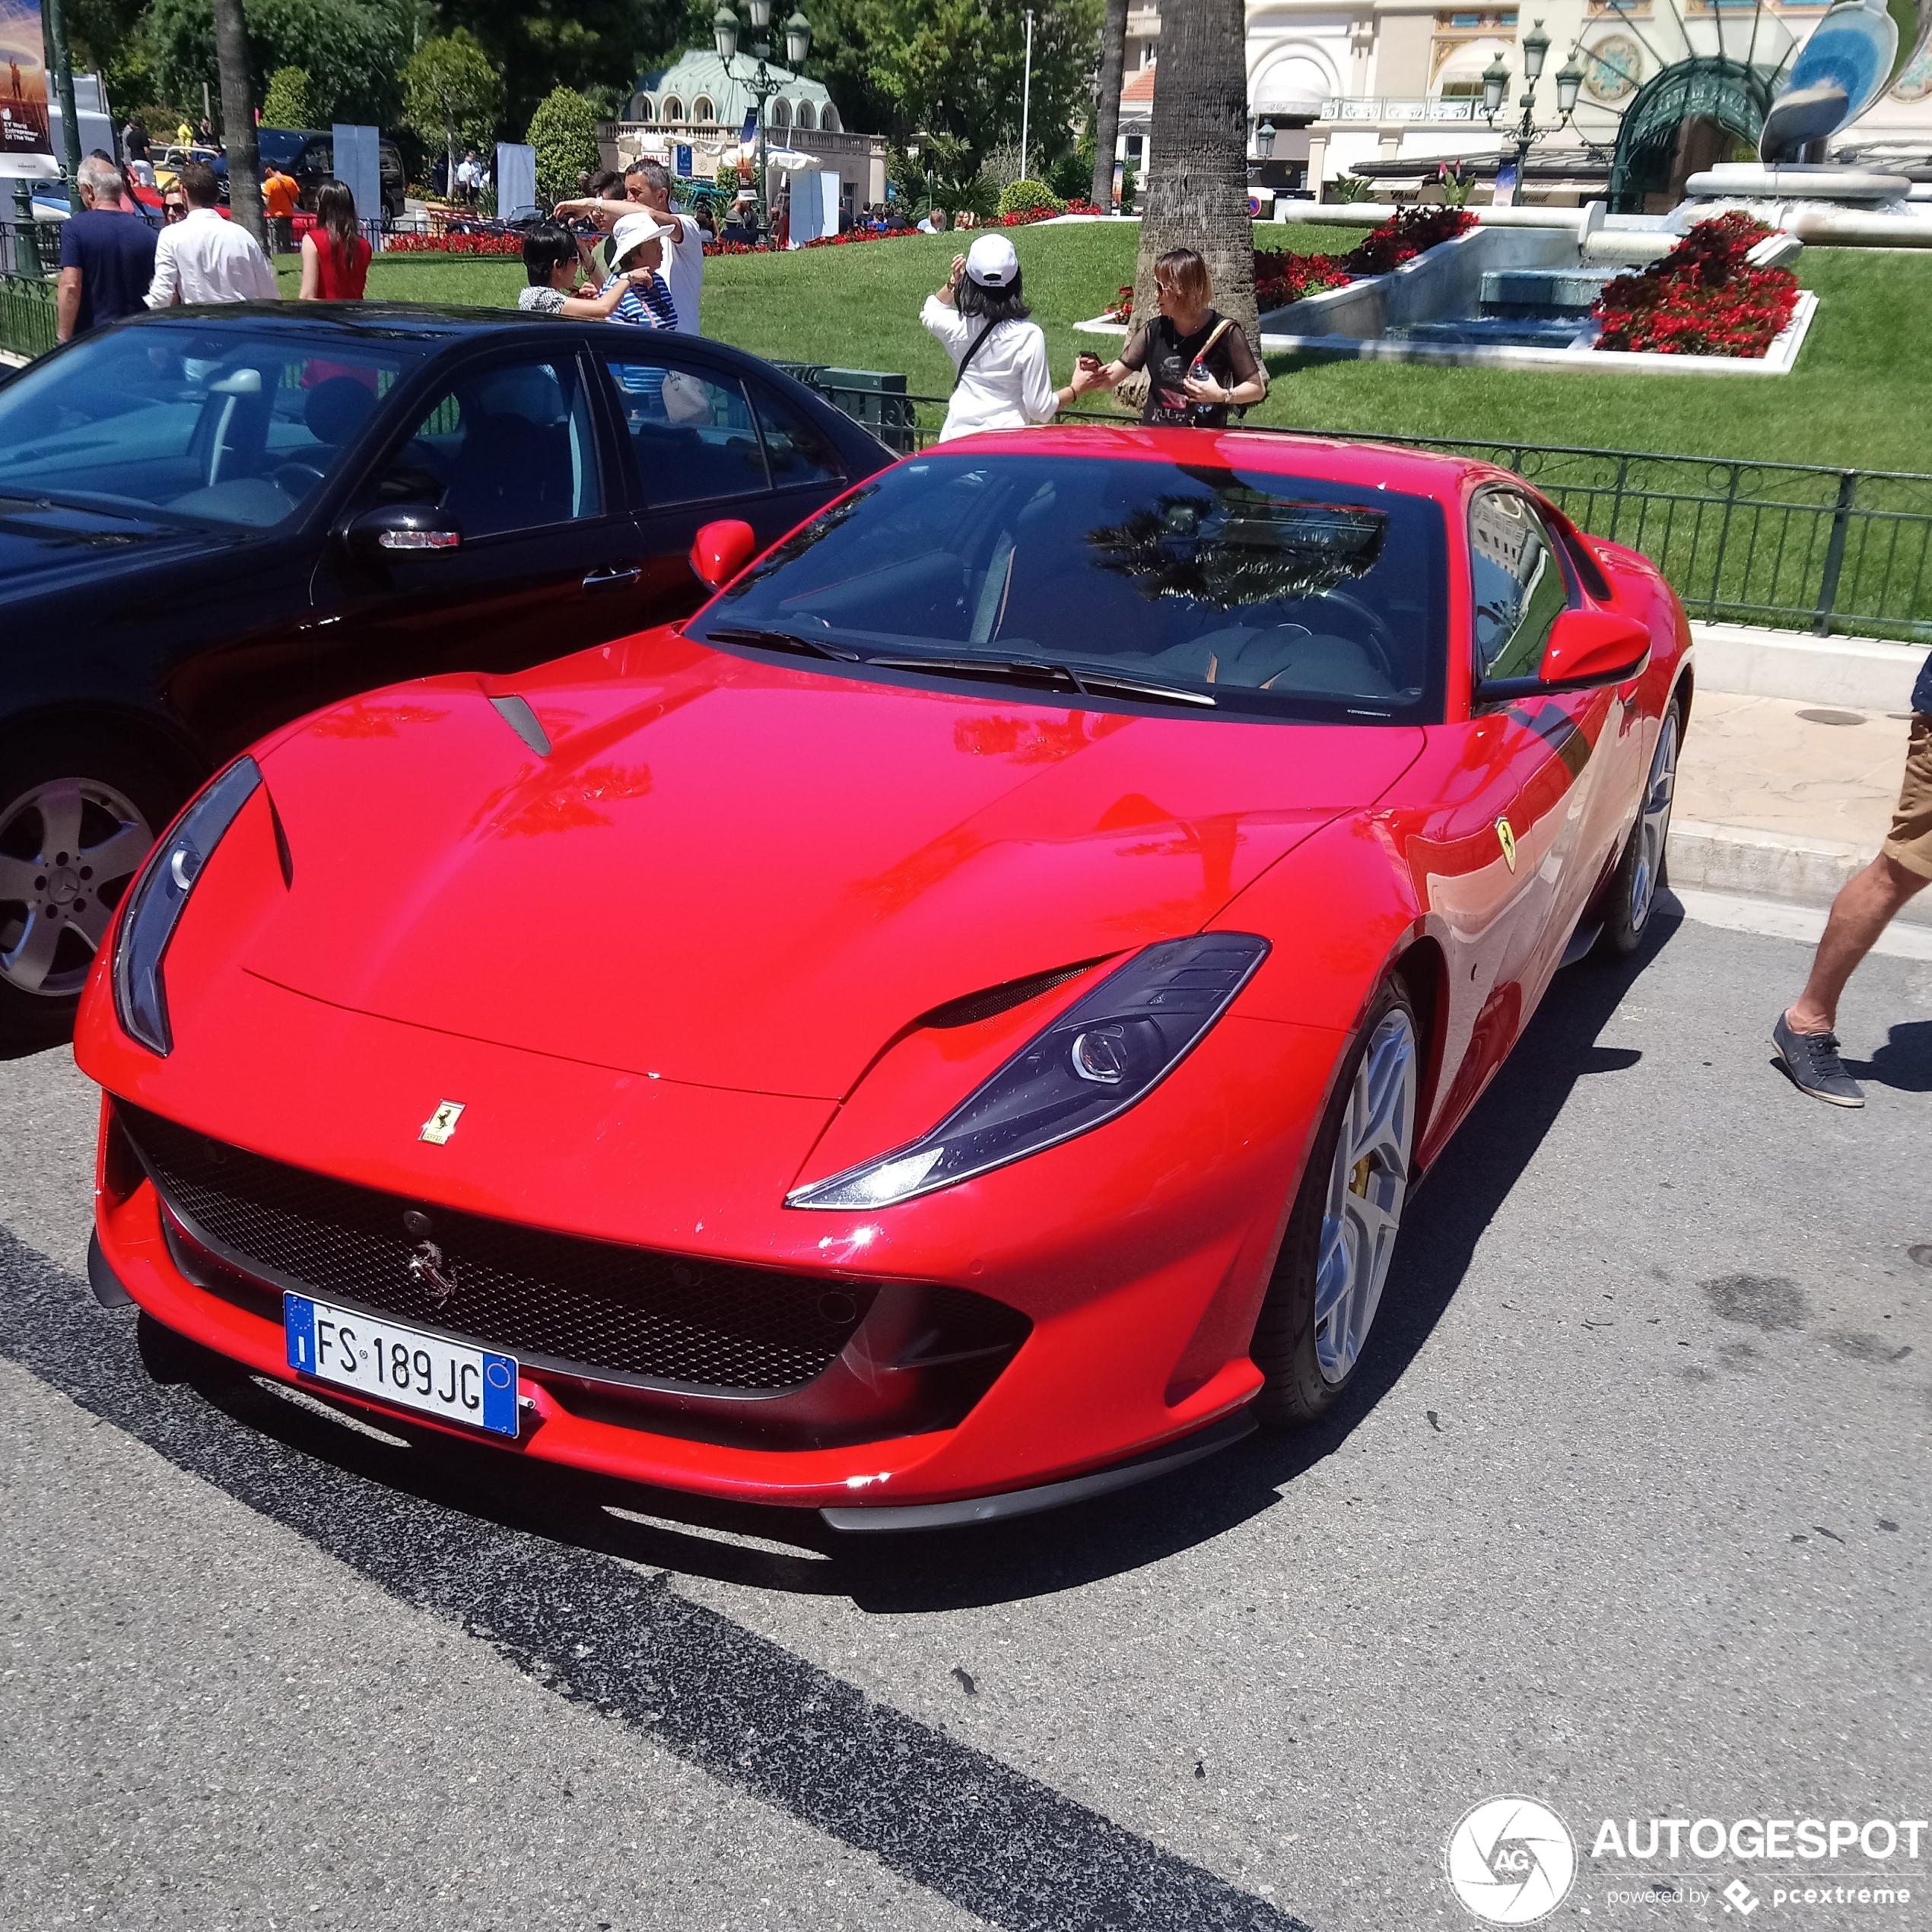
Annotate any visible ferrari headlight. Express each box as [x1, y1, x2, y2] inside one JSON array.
[[112, 756, 262, 1056], [788, 933, 1269, 1211]]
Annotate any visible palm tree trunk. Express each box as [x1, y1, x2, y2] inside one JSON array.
[[1090, 0, 1127, 211], [211, 0, 266, 251], [1133, 0, 1256, 346]]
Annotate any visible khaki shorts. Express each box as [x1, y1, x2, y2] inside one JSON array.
[[1883, 712, 1932, 880]]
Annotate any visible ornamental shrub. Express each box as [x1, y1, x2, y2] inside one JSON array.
[[997, 178, 1065, 218], [526, 85, 600, 208], [262, 66, 316, 130]]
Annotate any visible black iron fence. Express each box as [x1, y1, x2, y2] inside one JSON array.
[[0, 273, 57, 360], [798, 380, 1932, 645]]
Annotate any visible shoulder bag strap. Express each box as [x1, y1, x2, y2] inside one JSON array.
[[952, 319, 999, 390]]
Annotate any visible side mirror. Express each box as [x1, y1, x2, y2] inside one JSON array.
[[691, 517, 756, 591], [343, 504, 462, 561], [1477, 609, 1651, 703], [1537, 609, 1651, 690]]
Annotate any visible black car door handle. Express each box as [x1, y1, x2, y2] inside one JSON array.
[[583, 565, 643, 590]]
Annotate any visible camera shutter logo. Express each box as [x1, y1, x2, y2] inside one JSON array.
[[1446, 1797, 1577, 1924]]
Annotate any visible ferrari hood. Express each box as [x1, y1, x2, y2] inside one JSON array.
[[241, 636, 1422, 1100]]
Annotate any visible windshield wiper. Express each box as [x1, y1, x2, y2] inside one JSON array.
[[703, 624, 861, 662], [869, 654, 1216, 709]]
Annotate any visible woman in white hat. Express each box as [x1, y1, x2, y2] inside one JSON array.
[[599, 210, 678, 330], [920, 234, 1082, 443]]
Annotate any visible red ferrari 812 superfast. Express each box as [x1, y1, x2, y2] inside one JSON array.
[[76, 427, 1691, 1528]]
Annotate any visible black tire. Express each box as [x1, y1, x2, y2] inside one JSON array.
[[0, 728, 189, 1057], [1252, 977, 1421, 1428], [1601, 697, 1682, 956]]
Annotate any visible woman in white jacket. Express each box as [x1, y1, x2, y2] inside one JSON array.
[[920, 234, 1080, 442]]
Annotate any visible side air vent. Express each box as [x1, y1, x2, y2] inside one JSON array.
[[917, 958, 1108, 1031]]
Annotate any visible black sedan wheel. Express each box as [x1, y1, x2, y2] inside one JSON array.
[[0, 735, 180, 1053]]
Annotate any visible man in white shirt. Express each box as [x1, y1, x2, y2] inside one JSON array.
[[144, 160, 280, 307], [624, 162, 704, 332]]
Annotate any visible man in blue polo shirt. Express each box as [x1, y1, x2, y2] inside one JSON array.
[[1774, 650, 1932, 1104], [56, 154, 157, 342]]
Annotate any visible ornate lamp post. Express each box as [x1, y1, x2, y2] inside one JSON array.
[[713, 0, 812, 228], [1482, 19, 1584, 199], [1256, 118, 1278, 160]]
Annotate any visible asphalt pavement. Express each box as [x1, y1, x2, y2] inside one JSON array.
[[1, 896, 1927, 1932]]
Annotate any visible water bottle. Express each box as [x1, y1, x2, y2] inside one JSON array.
[[1188, 354, 1215, 418]]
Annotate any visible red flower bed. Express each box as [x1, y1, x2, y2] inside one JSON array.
[[383, 231, 522, 256], [1104, 206, 1477, 323], [1592, 213, 1799, 357]]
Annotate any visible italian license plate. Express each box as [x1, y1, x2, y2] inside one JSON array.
[[284, 1292, 519, 1438]]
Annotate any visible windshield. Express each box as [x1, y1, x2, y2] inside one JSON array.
[[0, 323, 432, 530], [690, 453, 1448, 723]]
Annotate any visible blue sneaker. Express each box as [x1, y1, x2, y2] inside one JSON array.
[[1772, 1013, 1865, 1107]]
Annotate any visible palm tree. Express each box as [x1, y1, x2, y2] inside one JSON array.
[[1090, 0, 1127, 211], [1133, 0, 1257, 346], [211, 0, 267, 250]]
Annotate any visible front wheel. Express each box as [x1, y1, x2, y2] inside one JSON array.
[[1601, 698, 1681, 955], [1251, 979, 1421, 1426]]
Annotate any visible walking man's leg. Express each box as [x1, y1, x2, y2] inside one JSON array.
[[1774, 712, 1932, 1105]]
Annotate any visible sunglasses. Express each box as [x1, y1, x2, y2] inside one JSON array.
[[164, 202, 189, 219]]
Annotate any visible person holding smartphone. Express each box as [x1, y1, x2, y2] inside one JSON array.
[[921, 234, 1083, 442], [1071, 246, 1266, 427]]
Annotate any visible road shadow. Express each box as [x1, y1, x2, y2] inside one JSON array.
[[1841, 1018, 1932, 1094], [112, 903, 1683, 1613]]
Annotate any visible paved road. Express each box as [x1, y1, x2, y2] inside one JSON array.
[[1, 898, 1927, 1932]]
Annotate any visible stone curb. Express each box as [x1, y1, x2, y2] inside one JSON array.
[[1690, 622, 1927, 711], [1667, 817, 1932, 928]]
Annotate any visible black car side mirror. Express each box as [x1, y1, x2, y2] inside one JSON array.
[[342, 504, 462, 561]]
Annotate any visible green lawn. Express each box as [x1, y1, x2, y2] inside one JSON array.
[[276, 223, 1932, 474]]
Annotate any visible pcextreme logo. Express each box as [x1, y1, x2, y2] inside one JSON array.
[[1446, 1797, 1578, 1924]]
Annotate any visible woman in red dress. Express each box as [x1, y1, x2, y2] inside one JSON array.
[[297, 180, 371, 300]]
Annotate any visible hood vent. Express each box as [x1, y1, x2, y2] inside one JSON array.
[[489, 694, 551, 758]]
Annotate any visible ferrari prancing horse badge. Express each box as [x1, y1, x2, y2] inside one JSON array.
[[1495, 817, 1518, 872], [420, 1101, 465, 1145]]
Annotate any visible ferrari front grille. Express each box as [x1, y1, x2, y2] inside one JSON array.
[[119, 1102, 882, 1394]]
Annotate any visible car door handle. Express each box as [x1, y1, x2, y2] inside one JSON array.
[[582, 565, 643, 590]]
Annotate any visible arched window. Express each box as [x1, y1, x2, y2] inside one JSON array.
[[820, 103, 840, 132], [770, 97, 792, 127], [632, 96, 655, 121], [794, 100, 815, 129], [692, 94, 714, 121], [662, 95, 684, 122]]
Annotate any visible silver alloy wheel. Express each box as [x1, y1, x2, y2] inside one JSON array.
[[1628, 709, 1680, 933], [1313, 1007, 1419, 1385], [0, 777, 154, 999]]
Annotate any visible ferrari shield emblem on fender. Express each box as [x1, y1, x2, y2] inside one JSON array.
[[419, 1100, 465, 1145], [1495, 817, 1518, 872]]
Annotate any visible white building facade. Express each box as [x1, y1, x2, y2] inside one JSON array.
[[1119, 1, 1932, 207]]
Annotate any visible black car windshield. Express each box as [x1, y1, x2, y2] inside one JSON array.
[[0, 323, 434, 529], [691, 453, 1448, 723]]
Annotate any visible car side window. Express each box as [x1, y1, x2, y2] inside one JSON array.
[[1470, 490, 1571, 683], [750, 383, 845, 491], [374, 358, 602, 541], [600, 357, 771, 508]]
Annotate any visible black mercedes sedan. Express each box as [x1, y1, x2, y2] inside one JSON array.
[[0, 305, 891, 1051]]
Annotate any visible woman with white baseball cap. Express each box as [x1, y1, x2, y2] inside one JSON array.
[[920, 233, 1082, 442]]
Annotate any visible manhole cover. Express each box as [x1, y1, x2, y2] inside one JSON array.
[[1910, 1244, 1932, 1267], [1797, 708, 1867, 726]]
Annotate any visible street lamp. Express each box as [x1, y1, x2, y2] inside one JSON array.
[[1256, 118, 1278, 160], [712, 1, 812, 232], [1482, 19, 1580, 199]]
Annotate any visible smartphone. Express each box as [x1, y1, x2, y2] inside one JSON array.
[[1076, 352, 1102, 371]]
